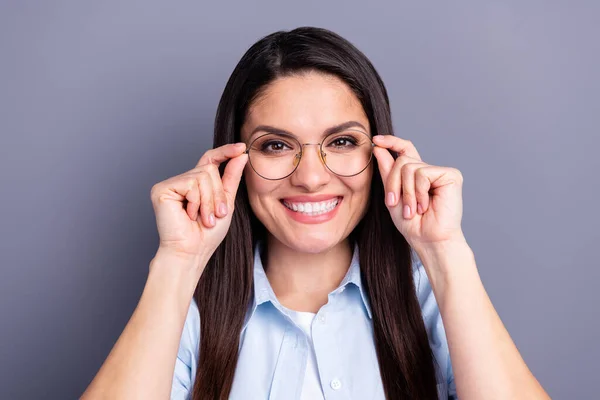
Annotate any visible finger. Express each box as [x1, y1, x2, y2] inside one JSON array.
[[205, 164, 229, 218], [414, 167, 431, 215], [415, 165, 464, 214], [401, 163, 421, 219], [197, 172, 216, 228], [372, 145, 395, 186], [372, 135, 422, 161], [385, 157, 404, 208], [184, 178, 201, 221], [221, 153, 249, 200], [196, 142, 247, 168]]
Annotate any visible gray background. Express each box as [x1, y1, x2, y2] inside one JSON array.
[[1, 1, 598, 399]]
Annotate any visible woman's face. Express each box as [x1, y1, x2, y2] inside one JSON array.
[[241, 71, 373, 253]]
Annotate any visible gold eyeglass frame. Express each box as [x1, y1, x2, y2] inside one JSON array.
[[244, 129, 376, 181]]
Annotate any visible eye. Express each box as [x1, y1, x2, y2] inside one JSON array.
[[329, 136, 358, 148], [260, 140, 293, 153]]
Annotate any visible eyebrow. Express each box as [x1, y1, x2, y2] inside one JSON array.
[[248, 121, 368, 142]]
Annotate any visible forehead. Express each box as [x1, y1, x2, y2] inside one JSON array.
[[242, 72, 369, 141]]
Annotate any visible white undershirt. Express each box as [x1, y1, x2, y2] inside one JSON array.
[[288, 310, 326, 400]]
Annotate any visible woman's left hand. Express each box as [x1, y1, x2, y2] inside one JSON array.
[[372, 134, 466, 251]]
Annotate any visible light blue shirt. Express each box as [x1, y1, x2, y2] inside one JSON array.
[[171, 241, 457, 399]]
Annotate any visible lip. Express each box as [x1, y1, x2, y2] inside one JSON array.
[[280, 194, 342, 203], [280, 196, 343, 225]]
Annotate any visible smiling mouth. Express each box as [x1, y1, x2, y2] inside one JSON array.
[[280, 196, 342, 216]]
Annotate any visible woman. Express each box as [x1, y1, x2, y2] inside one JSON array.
[[82, 27, 549, 399]]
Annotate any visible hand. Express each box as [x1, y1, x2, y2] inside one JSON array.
[[372, 135, 466, 251], [150, 142, 248, 265]]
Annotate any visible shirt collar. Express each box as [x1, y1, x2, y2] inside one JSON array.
[[242, 240, 373, 332]]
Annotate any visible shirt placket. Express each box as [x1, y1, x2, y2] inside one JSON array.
[[268, 315, 309, 400], [311, 303, 350, 399]]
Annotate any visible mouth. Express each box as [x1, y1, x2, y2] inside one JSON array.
[[280, 196, 343, 217]]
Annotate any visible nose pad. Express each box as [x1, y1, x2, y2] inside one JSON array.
[[292, 148, 327, 168], [293, 152, 301, 167]]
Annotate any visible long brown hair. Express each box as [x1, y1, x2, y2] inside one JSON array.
[[192, 27, 439, 399]]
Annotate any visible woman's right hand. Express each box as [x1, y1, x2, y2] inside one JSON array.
[[149, 142, 249, 267]]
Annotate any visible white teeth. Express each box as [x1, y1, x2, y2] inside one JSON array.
[[282, 198, 340, 216]]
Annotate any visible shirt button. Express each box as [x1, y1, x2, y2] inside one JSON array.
[[330, 378, 342, 390], [318, 313, 326, 323]]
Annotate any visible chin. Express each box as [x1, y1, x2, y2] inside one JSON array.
[[279, 230, 346, 254]]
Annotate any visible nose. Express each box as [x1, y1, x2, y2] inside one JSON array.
[[289, 144, 331, 190]]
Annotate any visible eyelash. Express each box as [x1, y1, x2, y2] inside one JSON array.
[[330, 136, 358, 147], [260, 141, 293, 152], [260, 136, 359, 151]]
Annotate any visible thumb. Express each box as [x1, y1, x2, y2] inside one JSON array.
[[221, 153, 249, 200]]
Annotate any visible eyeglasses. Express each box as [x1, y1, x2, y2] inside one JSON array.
[[244, 129, 375, 180]]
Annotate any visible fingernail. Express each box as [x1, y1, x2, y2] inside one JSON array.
[[417, 203, 423, 214], [403, 204, 411, 219], [386, 192, 395, 206], [219, 202, 228, 216], [209, 213, 216, 226]]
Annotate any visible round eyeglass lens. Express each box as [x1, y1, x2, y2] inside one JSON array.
[[320, 130, 373, 177], [247, 133, 301, 180], [247, 130, 373, 180]]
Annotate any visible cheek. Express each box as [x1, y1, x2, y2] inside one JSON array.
[[244, 175, 263, 211], [349, 166, 373, 196], [243, 167, 258, 196], [243, 170, 280, 213], [346, 168, 373, 214]]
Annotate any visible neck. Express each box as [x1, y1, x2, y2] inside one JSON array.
[[263, 235, 353, 313]]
